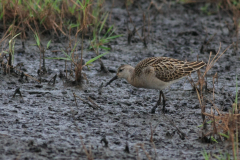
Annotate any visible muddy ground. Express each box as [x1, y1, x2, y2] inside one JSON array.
[[0, 1, 239, 160]]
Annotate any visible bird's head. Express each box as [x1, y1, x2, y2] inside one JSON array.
[[105, 65, 134, 87]]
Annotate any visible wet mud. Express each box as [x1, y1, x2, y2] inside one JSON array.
[[0, 1, 239, 160]]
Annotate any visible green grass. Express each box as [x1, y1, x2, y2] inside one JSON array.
[[46, 49, 108, 68], [202, 149, 231, 160], [1, 0, 121, 83], [202, 149, 211, 160], [202, 76, 239, 160], [0, 0, 106, 37], [2, 33, 21, 65], [90, 12, 122, 54]]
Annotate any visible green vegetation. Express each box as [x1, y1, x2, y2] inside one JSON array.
[[46, 48, 108, 68], [200, 76, 239, 160], [0, 0, 92, 36], [200, 3, 212, 15], [34, 32, 51, 73], [90, 13, 122, 54], [202, 149, 211, 160], [6, 33, 21, 66], [0, 0, 121, 83], [202, 149, 231, 160]]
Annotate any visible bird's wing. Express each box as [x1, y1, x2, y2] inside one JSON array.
[[134, 57, 205, 82], [151, 57, 205, 82], [134, 57, 159, 76]]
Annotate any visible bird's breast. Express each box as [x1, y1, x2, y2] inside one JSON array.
[[130, 74, 170, 91]]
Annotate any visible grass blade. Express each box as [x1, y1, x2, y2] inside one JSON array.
[[99, 13, 108, 34], [47, 40, 51, 49], [105, 34, 122, 40], [34, 33, 40, 47], [85, 52, 108, 65], [61, 49, 72, 60], [45, 57, 71, 61]]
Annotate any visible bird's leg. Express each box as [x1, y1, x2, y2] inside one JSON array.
[[151, 91, 162, 114], [161, 90, 166, 113]]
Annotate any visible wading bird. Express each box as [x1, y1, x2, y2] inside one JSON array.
[[105, 57, 206, 113]]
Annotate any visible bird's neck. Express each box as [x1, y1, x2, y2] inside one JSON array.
[[126, 68, 136, 86]]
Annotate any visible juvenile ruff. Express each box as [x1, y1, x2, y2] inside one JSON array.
[[105, 57, 206, 113]]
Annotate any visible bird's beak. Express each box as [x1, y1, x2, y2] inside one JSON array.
[[105, 75, 118, 87]]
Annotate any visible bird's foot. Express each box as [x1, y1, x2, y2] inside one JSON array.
[[162, 107, 167, 114], [151, 103, 167, 114], [151, 105, 167, 114], [151, 106, 156, 114]]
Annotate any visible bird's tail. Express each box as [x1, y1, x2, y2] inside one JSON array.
[[182, 61, 206, 73]]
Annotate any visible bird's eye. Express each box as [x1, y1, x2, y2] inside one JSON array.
[[119, 69, 123, 72]]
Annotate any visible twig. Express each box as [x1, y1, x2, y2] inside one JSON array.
[[162, 112, 186, 140], [73, 93, 99, 110], [13, 88, 23, 99], [88, 96, 102, 109], [48, 74, 57, 85]]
